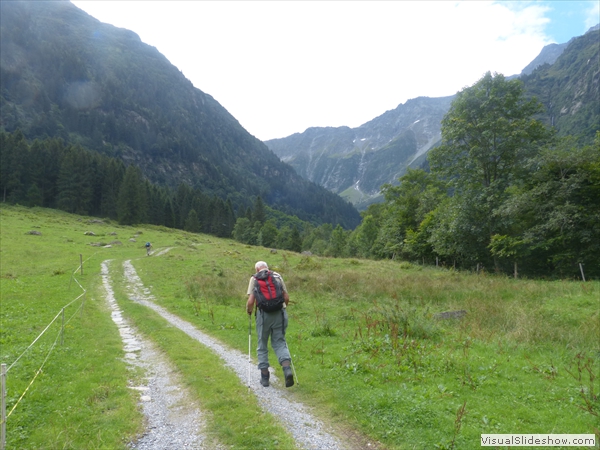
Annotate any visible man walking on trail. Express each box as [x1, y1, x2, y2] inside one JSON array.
[[145, 242, 152, 256], [246, 261, 294, 388]]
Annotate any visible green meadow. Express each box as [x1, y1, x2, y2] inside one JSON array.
[[1, 205, 598, 449]]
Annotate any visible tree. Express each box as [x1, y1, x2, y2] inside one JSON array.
[[0, 130, 27, 203], [100, 158, 124, 219], [233, 217, 253, 244], [117, 165, 147, 225], [328, 225, 348, 257], [350, 214, 379, 258], [56, 147, 93, 215], [163, 198, 176, 229], [252, 196, 266, 225], [428, 72, 550, 269], [26, 183, 43, 207], [430, 72, 548, 191], [493, 135, 600, 277], [289, 226, 302, 253], [259, 220, 279, 248], [376, 169, 446, 259], [184, 209, 200, 233]]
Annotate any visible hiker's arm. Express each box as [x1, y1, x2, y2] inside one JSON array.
[[283, 291, 289, 307], [246, 294, 256, 315]]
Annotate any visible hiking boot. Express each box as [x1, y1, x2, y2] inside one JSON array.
[[260, 371, 270, 387], [283, 366, 294, 387]]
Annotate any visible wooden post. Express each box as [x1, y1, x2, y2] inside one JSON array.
[[477, 263, 480, 273], [514, 261, 518, 279], [61, 308, 65, 346], [579, 263, 586, 282], [1, 363, 6, 450], [80, 254, 83, 276], [436, 257, 439, 267]]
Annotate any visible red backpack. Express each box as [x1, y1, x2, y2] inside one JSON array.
[[253, 270, 285, 312]]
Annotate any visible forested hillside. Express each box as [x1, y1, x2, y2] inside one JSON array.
[[345, 73, 600, 279], [0, 130, 238, 236], [0, 0, 360, 228]]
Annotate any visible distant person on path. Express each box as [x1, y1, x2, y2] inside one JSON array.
[[246, 261, 294, 388], [145, 242, 152, 256]]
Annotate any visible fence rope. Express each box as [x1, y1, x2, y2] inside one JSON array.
[[3, 320, 62, 423], [3, 254, 92, 433], [6, 292, 85, 373]]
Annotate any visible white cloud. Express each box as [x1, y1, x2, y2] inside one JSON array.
[[584, 2, 600, 29], [73, 1, 554, 140]]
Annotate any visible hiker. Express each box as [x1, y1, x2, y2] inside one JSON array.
[[145, 242, 152, 256], [246, 261, 294, 388]]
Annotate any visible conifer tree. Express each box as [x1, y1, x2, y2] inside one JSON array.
[[184, 208, 200, 233], [117, 165, 146, 225], [56, 146, 93, 214], [100, 159, 125, 220], [252, 196, 266, 225]]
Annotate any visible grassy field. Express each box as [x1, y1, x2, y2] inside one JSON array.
[[1, 205, 598, 449]]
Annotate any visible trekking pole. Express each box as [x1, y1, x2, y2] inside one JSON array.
[[247, 312, 252, 388], [285, 341, 299, 386]]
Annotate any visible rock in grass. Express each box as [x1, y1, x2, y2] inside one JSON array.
[[434, 310, 467, 320]]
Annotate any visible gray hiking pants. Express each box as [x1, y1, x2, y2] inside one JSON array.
[[255, 308, 291, 370]]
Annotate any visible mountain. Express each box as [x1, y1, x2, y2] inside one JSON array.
[[267, 96, 454, 209], [266, 26, 599, 209], [0, 0, 361, 228], [521, 27, 600, 140], [520, 42, 569, 76]]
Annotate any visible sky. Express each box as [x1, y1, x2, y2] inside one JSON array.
[[71, 1, 599, 142]]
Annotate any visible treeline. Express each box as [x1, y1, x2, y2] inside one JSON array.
[[0, 128, 358, 257], [232, 74, 599, 280], [322, 73, 599, 279], [0, 130, 236, 237], [0, 130, 354, 248]]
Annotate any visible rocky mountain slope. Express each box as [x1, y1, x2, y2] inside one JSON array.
[[267, 96, 453, 208]]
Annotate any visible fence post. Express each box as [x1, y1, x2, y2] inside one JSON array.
[[579, 263, 586, 282], [61, 308, 65, 346], [2, 363, 6, 450], [514, 261, 518, 279]]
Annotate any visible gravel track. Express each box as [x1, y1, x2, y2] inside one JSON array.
[[121, 259, 348, 450], [101, 260, 222, 449]]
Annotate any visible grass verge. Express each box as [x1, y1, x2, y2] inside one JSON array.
[[2, 205, 598, 449]]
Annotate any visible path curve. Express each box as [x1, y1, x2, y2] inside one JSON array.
[[122, 259, 349, 450]]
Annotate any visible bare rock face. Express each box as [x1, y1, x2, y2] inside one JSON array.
[[266, 96, 454, 209]]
